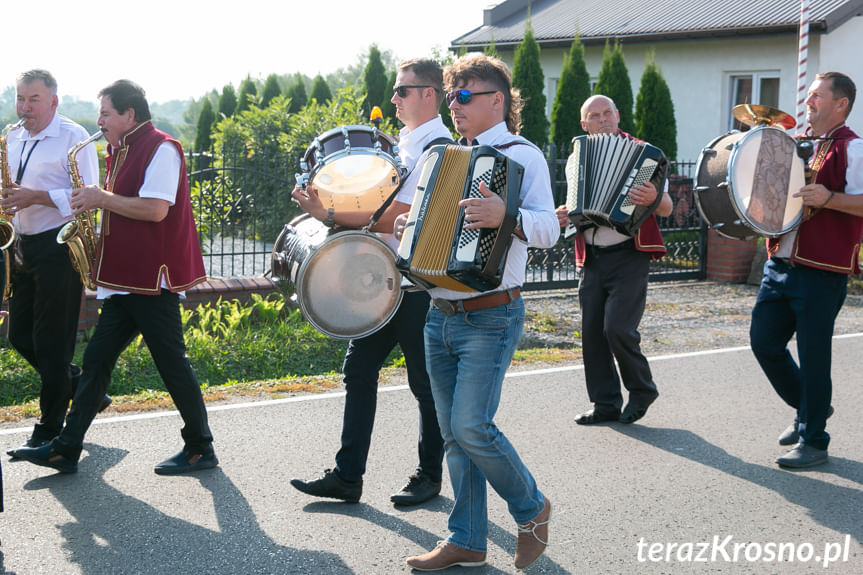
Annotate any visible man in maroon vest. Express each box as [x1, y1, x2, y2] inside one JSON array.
[[751, 72, 863, 468], [555, 95, 673, 426], [15, 80, 217, 475]]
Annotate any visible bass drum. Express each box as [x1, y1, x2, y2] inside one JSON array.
[[695, 126, 805, 239], [271, 214, 402, 340]]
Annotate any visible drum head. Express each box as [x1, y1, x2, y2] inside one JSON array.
[[296, 230, 402, 339], [729, 127, 805, 237]]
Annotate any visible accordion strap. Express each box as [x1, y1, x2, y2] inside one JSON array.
[[366, 136, 455, 232]]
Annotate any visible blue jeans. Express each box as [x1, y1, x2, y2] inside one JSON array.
[[750, 258, 847, 450], [424, 297, 545, 552]]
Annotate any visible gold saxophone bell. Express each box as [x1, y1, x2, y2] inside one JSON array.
[[57, 129, 105, 291]]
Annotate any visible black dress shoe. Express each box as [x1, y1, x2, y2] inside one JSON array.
[[778, 405, 834, 446], [6, 437, 49, 459], [391, 472, 442, 505], [776, 443, 828, 468], [574, 409, 620, 425], [619, 400, 654, 424], [154, 449, 219, 475], [99, 394, 112, 412], [290, 469, 362, 502], [15, 443, 78, 473]]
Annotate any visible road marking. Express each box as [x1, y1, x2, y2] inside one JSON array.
[[2, 333, 861, 437]]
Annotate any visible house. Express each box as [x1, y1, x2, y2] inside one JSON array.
[[451, 0, 863, 162]]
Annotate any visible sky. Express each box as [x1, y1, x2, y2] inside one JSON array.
[[4, 0, 500, 104]]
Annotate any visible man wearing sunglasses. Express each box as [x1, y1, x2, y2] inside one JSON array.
[[290, 58, 449, 506], [554, 95, 673, 427], [401, 54, 559, 571]]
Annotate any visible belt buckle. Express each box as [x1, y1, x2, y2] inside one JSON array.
[[433, 298, 458, 317]]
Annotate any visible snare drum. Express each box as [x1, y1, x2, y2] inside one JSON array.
[[695, 127, 805, 239], [298, 125, 405, 214], [271, 214, 403, 339]]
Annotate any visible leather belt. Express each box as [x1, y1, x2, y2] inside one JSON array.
[[773, 257, 798, 268], [433, 287, 521, 317], [586, 238, 635, 255]]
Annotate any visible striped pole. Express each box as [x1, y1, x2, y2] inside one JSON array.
[[796, 0, 810, 130]]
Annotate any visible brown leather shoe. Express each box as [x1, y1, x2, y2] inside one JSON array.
[[406, 541, 486, 571], [514, 497, 551, 569]]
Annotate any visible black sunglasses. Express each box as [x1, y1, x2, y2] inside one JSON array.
[[445, 89, 498, 106], [393, 85, 434, 98]]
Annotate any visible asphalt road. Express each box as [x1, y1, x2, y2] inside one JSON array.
[[1, 336, 862, 574]]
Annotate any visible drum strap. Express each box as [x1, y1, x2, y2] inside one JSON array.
[[366, 136, 454, 231]]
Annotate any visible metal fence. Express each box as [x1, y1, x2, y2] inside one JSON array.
[[188, 147, 705, 290]]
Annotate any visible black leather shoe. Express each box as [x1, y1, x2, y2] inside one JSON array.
[[391, 472, 442, 505], [574, 409, 620, 425], [154, 449, 219, 475], [99, 394, 112, 412], [6, 437, 49, 459], [778, 406, 834, 446], [777, 443, 828, 468], [619, 400, 655, 424], [15, 443, 78, 473], [290, 469, 362, 502]]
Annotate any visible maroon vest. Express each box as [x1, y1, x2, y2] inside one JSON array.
[[94, 121, 207, 294], [766, 125, 863, 274], [574, 131, 667, 266]]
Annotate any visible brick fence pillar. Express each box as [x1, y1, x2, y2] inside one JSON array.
[[705, 231, 758, 283]]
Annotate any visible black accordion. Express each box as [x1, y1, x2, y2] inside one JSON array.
[[564, 133, 668, 236], [396, 144, 522, 292]]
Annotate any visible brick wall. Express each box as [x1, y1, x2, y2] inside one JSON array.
[[705, 231, 758, 283]]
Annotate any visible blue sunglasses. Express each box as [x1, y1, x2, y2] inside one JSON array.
[[445, 89, 498, 105]]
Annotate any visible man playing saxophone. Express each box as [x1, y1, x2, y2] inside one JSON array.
[[2, 70, 110, 459]]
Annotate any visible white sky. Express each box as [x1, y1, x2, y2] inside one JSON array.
[[5, 0, 499, 103]]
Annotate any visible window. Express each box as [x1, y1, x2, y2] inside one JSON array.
[[728, 73, 781, 131]]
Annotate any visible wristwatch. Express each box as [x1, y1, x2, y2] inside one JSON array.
[[513, 210, 523, 234], [322, 208, 335, 228]]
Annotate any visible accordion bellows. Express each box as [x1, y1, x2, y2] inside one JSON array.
[[565, 133, 668, 236], [396, 144, 522, 292]]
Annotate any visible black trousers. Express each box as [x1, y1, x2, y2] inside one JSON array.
[[8, 228, 82, 441], [578, 245, 658, 413], [53, 290, 214, 461]]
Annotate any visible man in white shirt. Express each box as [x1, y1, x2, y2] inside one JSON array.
[[290, 58, 449, 505], [2, 69, 109, 459]]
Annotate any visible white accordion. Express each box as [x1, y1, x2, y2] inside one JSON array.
[[564, 133, 668, 236]]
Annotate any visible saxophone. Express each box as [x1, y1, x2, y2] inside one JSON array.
[[0, 119, 25, 301], [56, 129, 104, 291]]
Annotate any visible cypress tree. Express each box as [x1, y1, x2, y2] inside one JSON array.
[[261, 74, 282, 108], [550, 34, 591, 152], [635, 52, 677, 160], [194, 97, 215, 152], [286, 74, 308, 114], [235, 77, 258, 115], [309, 74, 332, 105], [218, 84, 237, 119], [512, 21, 548, 147], [363, 45, 388, 118], [594, 40, 634, 134], [381, 68, 398, 124]]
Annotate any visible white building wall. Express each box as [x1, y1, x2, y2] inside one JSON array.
[[816, 15, 863, 132]]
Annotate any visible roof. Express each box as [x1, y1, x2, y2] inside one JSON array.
[[452, 0, 863, 49]]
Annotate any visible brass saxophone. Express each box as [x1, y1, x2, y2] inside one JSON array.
[[0, 119, 25, 301], [57, 129, 104, 291]]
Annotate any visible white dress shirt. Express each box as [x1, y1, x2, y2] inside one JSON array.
[[8, 113, 98, 235]]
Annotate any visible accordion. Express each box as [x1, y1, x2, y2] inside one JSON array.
[[396, 144, 522, 292], [564, 133, 668, 236]]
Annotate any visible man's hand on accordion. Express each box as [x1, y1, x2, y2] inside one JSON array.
[[626, 182, 658, 207], [459, 181, 505, 230]]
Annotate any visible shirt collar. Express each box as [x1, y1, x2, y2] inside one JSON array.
[[458, 121, 509, 146], [16, 112, 61, 142]]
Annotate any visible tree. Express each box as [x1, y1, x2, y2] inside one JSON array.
[[363, 44, 388, 117], [635, 52, 677, 160], [550, 35, 591, 153], [512, 21, 548, 147], [218, 84, 237, 119], [309, 74, 332, 105], [235, 77, 258, 115], [261, 74, 282, 108], [194, 98, 216, 152], [594, 40, 634, 134], [381, 68, 397, 124], [286, 74, 308, 114]]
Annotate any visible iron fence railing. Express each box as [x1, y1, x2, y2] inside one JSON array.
[[188, 148, 706, 290]]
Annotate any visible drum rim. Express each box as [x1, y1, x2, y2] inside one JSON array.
[[727, 126, 804, 238], [295, 229, 403, 340], [303, 124, 396, 162]]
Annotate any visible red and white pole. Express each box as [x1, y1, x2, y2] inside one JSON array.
[[796, 0, 810, 130]]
